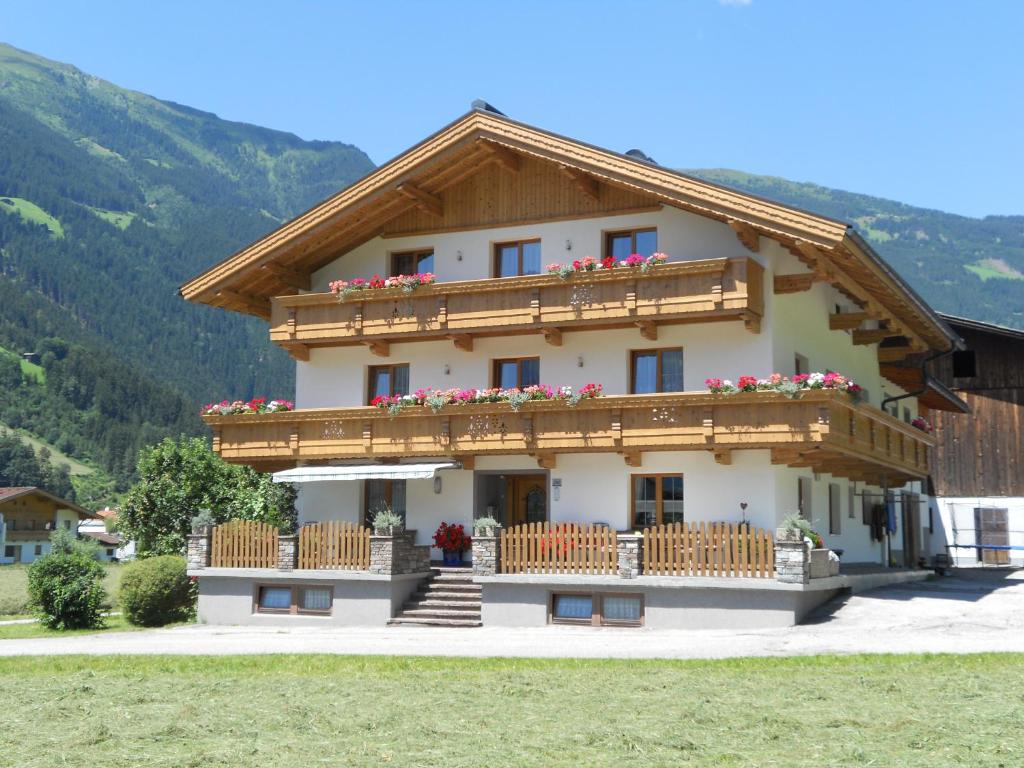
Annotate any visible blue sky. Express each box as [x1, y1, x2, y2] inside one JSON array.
[[5, 1, 1021, 217]]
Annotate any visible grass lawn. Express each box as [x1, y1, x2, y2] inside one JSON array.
[[0, 563, 122, 617], [0, 613, 148, 640], [0, 654, 1020, 767]]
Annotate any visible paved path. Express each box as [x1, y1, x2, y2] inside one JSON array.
[[2, 570, 1022, 659]]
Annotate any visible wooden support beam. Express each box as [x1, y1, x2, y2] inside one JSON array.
[[261, 262, 311, 291], [852, 328, 891, 346], [476, 139, 522, 173], [712, 449, 732, 466], [281, 343, 310, 362], [558, 165, 601, 201], [216, 290, 271, 319], [365, 341, 390, 357], [449, 334, 474, 352], [622, 451, 643, 467], [878, 344, 913, 363], [535, 453, 557, 470], [396, 182, 443, 218], [742, 312, 761, 334], [455, 455, 475, 471], [829, 311, 870, 331], [773, 274, 816, 294], [728, 220, 760, 253], [636, 320, 658, 341], [542, 327, 563, 347]]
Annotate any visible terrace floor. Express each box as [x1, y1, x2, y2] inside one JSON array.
[[1, 569, 1022, 659]]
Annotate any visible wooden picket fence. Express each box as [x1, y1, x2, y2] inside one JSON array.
[[642, 522, 774, 577], [298, 521, 370, 570], [500, 522, 618, 575], [211, 520, 279, 568]]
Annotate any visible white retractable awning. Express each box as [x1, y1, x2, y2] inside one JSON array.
[[272, 462, 459, 484]]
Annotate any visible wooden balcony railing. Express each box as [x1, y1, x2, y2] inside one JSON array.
[[269, 257, 763, 355], [204, 390, 933, 486]]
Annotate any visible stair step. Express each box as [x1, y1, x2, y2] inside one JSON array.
[[414, 590, 480, 602], [423, 580, 479, 590], [400, 606, 481, 617], [430, 566, 473, 574], [408, 600, 480, 611], [388, 616, 482, 627], [431, 573, 475, 583]]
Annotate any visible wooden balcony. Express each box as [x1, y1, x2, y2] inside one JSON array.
[[204, 390, 932, 486], [269, 257, 763, 356]]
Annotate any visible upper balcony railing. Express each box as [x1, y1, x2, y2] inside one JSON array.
[[269, 257, 763, 355], [203, 390, 932, 486]]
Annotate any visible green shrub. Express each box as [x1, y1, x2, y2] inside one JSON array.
[[119, 556, 193, 627], [27, 552, 106, 629]]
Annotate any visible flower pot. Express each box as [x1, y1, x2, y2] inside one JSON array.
[[442, 550, 463, 567]]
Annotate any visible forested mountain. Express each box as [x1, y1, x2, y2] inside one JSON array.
[[689, 169, 1024, 330], [0, 42, 373, 500]]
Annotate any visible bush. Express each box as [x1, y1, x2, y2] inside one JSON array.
[[27, 552, 106, 629], [119, 556, 194, 627]]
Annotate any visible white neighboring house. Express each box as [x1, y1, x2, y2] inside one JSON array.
[[0, 487, 98, 564], [78, 507, 135, 562]]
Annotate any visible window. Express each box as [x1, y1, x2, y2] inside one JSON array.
[[390, 249, 434, 277], [106, 548, 116, 558], [848, 485, 856, 519], [631, 474, 684, 527], [605, 228, 657, 259], [492, 357, 540, 389], [494, 240, 541, 277], [256, 585, 333, 615], [829, 484, 841, 535], [631, 348, 683, 394], [364, 479, 407, 526], [798, 477, 813, 520], [3, 546, 13, 558], [551, 592, 643, 626], [34, 544, 43, 556], [794, 353, 808, 376], [367, 364, 410, 404], [903, 406, 911, 424], [63, 520, 72, 530]]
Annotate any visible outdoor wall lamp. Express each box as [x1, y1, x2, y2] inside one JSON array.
[[577, 356, 584, 368], [444, 364, 451, 375], [433, 475, 442, 494], [565, 239, 572, 251]]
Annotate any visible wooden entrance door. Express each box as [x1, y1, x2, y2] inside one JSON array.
[[901, 492, 920, 567], [975, 507, 1010, 565], [506, 475, 548, 527]]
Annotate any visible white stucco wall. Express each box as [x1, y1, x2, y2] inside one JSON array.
[[930, 496, 1024, 566]]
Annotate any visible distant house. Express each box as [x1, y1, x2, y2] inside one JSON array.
[[926, 314, 1024, 566], [0, 487, 98, 564], [78, 506, 135, 562]]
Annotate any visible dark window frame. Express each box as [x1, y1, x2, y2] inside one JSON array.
[[491, 357, 541, 389], [366, 363, 410, 405], [362, 479, 407, 527], [493, 239, 541, 278], [253, 584, 334, 616], [389, 248, 434, 277], [798, 477, 813, 520], [629, 347, 684, 394], [549, 592, 644, 627], [829, 483, 841, 535], [630, 473, 685, 528], [603, 227, 657, 259]]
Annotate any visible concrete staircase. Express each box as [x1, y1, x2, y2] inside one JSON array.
[[388, 567, 481, 627]]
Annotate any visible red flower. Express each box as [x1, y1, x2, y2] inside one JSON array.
[[572, 259, 582, 270]]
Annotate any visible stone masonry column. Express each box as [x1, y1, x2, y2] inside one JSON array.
[[775, 527, 809, 584], [616, 533, 643, 579], [472, 531, 500, 576], [186, 526, 212, 570], [369, 530, 428, 575], [277, 534, 298, 571]]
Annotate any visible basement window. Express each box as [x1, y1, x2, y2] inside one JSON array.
[[256, 585, 333, 615], [550, 593, 643, 627]]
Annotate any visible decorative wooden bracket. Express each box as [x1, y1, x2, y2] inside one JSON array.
[[362, 421, 373, 453], [449, 334, 473, 352], [522, 415, 535, 444], [817, 407, 831, 436], [396, 182, 443, 218], [711, 281, 724, 308], [636, 320, 658, 341], [852, 328, 890, 346], [289, 425, 300, 455], [542, 327, 562, 347], [261, 262, 311, 291], [535, 453, 557, 470], [352, 303, 364, 333], [476, 139, 522, 173], [440, 418, 451, 446], [728, 220, 760, 253], [282, 343, 310, 362], [622, 451, 642, 467], [625, 280, 638, 313], [365, 340, 390, 357], [772, 274, 816, 294], [829, 311, 870, 331], [558, 164, 601, 201], [211, 427, 221, 453], [530, 289, 541, 320], [437, 297, 448, 328], [216, 289, 271, 319], [702, 408, 715, 443], [611, 410, 623, 447], [712, 449, 732, 466], [286, 308, 298, 338], [742, 312, 761, 334]]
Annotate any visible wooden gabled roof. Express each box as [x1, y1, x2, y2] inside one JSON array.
[[0, 487, 97, 518], [180, 108, 959, 353]]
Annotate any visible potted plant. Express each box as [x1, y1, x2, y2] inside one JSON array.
[[433, 521, 471, 566], [370, 505, 404, 535], [473, 516, 500, 537]]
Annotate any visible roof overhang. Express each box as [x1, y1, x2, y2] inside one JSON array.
[[0, 487, 96, 518], [272, 462, 459, 484], [180, 108, 958, 354]]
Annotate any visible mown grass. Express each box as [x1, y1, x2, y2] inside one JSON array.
[[0, 654, 1020, 767], [0, 563, 122, 616], [0, 613, 145, 639], [0, 343, 45, 383], [0, 195, 64, 237]]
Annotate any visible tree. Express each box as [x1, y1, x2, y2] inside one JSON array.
[[27, 532, 106, 629], [119, 436, 296, 555]]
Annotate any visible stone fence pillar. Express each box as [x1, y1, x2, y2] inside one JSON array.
[[472, 530, 501, 576], [277, 534, 298, 571], [616, 533, 643, 579], [186, 526, 212, 570], [775, 528, 809, 584], [370, 529, 430, 575]]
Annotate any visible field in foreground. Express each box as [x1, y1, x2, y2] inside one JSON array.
[[0, 654, 1021, 767]]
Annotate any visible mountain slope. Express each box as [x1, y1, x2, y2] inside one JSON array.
[[689, 169, 1024, 329]]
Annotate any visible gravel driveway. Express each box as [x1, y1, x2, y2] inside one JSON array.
[[2, 569, 1022, 659]]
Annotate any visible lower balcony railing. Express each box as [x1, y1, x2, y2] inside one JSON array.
[[203, 390, 933, 485]]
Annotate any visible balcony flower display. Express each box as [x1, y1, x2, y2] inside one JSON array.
[[432, 522, 471, 566], [704, 372, 862, 398], [545, 252, 669, 279], [201, 397, 294, 416], [371, 383, 604, 416], [911, 416, 933, 433], [329, 272, 436, 298]]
